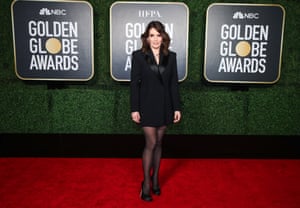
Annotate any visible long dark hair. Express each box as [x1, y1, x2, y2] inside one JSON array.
[[141, 21, 170, 56]]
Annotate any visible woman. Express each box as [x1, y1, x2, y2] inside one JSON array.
[[130, 21, 182, 202]]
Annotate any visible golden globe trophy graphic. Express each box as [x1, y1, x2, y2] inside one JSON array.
[[11, 0, 94, 81], [204, 3, 285, 84], [236, 41, 251, 57], [45, 38, 62, 54]]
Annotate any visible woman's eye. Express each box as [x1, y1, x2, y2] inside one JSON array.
[[149, 34, 160, 38]]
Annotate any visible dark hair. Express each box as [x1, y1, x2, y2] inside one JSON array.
[[141, 21, 170, 56]]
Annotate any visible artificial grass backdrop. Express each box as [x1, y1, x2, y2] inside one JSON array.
[[0, 0, 299, 135]]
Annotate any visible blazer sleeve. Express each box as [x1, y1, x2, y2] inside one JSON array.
[[130, 51, 142, 112], [170, 53, 181, 111]]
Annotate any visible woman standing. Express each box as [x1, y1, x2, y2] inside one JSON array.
[[130, 21, 182, 202]]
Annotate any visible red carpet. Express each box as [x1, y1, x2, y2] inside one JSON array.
[[0, 158, 300, 208]]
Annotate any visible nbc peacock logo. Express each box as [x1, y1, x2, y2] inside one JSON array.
[[232, 11, 259, 20]]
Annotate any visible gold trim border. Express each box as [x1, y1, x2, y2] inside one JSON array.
[[11, 0, 94, 81], [109, 1, 189, 82], [203, 3, 286, 84]]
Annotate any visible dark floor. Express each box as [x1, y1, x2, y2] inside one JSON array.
[[1, 134, 299, 158]]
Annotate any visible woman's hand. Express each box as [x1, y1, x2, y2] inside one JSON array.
[[173, 111, 181, 123], [131, 111, 141, 123]]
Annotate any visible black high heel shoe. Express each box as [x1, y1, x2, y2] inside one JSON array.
[[151, 176, 161, 195], [140, 182, 152, 202], [152, 186, 161, 195]]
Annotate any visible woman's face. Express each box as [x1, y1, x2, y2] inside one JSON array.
[[147, 28, 162, 50]]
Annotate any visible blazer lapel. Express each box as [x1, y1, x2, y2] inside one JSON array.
[[144, 51, 169, 85]]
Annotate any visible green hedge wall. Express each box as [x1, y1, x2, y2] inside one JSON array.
[[0, 0, 299, 135]]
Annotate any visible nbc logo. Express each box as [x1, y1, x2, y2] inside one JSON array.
[[233, 11, 259, 19], [39, 8, 66, 16]]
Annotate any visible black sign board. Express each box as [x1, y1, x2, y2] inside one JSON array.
[[204, 3, 285, 84], [11, 0, 94, 81], [110, 1, 189, 82]]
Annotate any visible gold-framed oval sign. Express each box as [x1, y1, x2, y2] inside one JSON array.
[[11, 0, 94, 81], [204, 3, 285, 84]]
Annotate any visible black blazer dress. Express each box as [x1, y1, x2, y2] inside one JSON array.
[[130, 49, 181, 127]]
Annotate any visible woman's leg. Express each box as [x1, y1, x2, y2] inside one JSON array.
[[141, 126, 157, 194], [152, 125, 167, 189]]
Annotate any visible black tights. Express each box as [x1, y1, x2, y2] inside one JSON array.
[[142, 126, 167, 194]]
